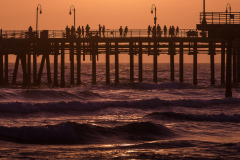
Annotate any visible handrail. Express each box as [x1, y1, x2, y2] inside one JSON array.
[[200, 12, 240, 24], [0, 28, 204, 39]]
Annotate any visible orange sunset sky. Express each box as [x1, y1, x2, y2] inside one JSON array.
[[1, 0, 240, 63]]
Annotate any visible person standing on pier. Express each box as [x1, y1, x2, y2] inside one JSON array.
[[102, 25, 105, 37], [71, 26, 75, 37], [124, 26, 128, 37], [86, 24, 90, 37], [148, 25, 152, 37], [164, 25, 167, 37], [169, 26, 172, 37], [157, 24, 161, 37], [176, 26, 179, 37], [152, 25, 156, 37], [119, 26, 123, 37], [77, 26, 81, 38], [99, 24, 102, 37], [172, 25, 175, 37], [66, 25, 70, 38], [82, 26, 84, 37]]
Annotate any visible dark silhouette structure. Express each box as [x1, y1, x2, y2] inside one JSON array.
[[0, 4, 239, 97]]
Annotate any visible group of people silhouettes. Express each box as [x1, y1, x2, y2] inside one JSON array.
[[119, 26, 128, 37], [98, 24, 106, 37], [148, 25, 179, 37], [66, 24, 91, 38], [65, 24, 180, 38], [66, 24, 108, 38]]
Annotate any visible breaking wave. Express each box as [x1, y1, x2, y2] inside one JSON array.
[[146, 112, 240, 123], [0, 98, 240, 114], [0, 122, 173, 144]]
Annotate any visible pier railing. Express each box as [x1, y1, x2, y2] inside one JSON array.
[[200, 12, 240, 24], [0, 28, 205, 39]]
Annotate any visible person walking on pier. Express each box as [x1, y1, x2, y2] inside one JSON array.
[[71, 26, 75, 37], [169, 26, 172, 37], [86, 24, 90, 37], [82, 26, 85, 37], [77, 26, 81, 38], [172, 25, 175, 37], [124, 26, 128, 37], [164, 25, 167, 37], [102, 25, 105, 37], [99, 24, 102, 37], [157, 24, 161, 37], [119, 26, 123, 37], [176, 26, 179, 37], [152, 25, 156, 37], [66, 25, 70, 38], [148, 25, 152, 37]]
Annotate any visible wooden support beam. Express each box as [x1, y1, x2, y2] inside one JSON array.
[[115, 42, 119, 83], [33, 48, 37, 83], [209, 42, 215, 85], [70, 41, 74, 85], [27, 53, 31, 84], [221, 42, 226, 85], [46, 54, 51, 84], [139, 42, 143, 82], [193, 42, 198, 85], [179, 42, 184, 83], [12, 55, 20, 85], [106, 42, 110, 84], [92, 41, 97, 85], [20, 54, 27, 86], [130, 42, 134, 82], [169, 41, 175, 81], [77, 42, 81, 85], [61, 42, 65, 87], [4, 53, 8, 84], [53, 42, 59, 87], [37, 55, 46, 84], [153, 41, 158, 83]]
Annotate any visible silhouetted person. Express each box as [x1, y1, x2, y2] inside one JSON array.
[[99, 24, 102, 37], [176, 26, 179, 36], [71, 26, 75, 37], [124, 26, 128, 37], [157, 24, 161, 37], [28, 26, 33, 33], [102, 25, 105, 37], [152, 25, 156, 37], [172, 25, 175, 37], [119, 26, 123, 37], [148, 25, 152, 37], [77, 26, 81, 38], [66, 25, 70, 38], [164, 25, 167, 37], [82, 26, 84, 37], [86, 24, 90, 37], [169, 26, 172, 37]]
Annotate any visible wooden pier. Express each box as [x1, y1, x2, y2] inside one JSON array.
[[1, 11, 240, 97]]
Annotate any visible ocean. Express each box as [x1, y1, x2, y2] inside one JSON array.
[[0, 62, 239, 159]]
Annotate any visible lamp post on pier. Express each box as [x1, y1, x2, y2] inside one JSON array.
[[69, 5, 76, 29], [36, 4, 42, 38], [151, 4, 157, 36]]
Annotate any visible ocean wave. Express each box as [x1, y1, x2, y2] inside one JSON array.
[[145, 112, 240, 123], [0, 98, 240, 114], [0, 122, 173, 144]]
